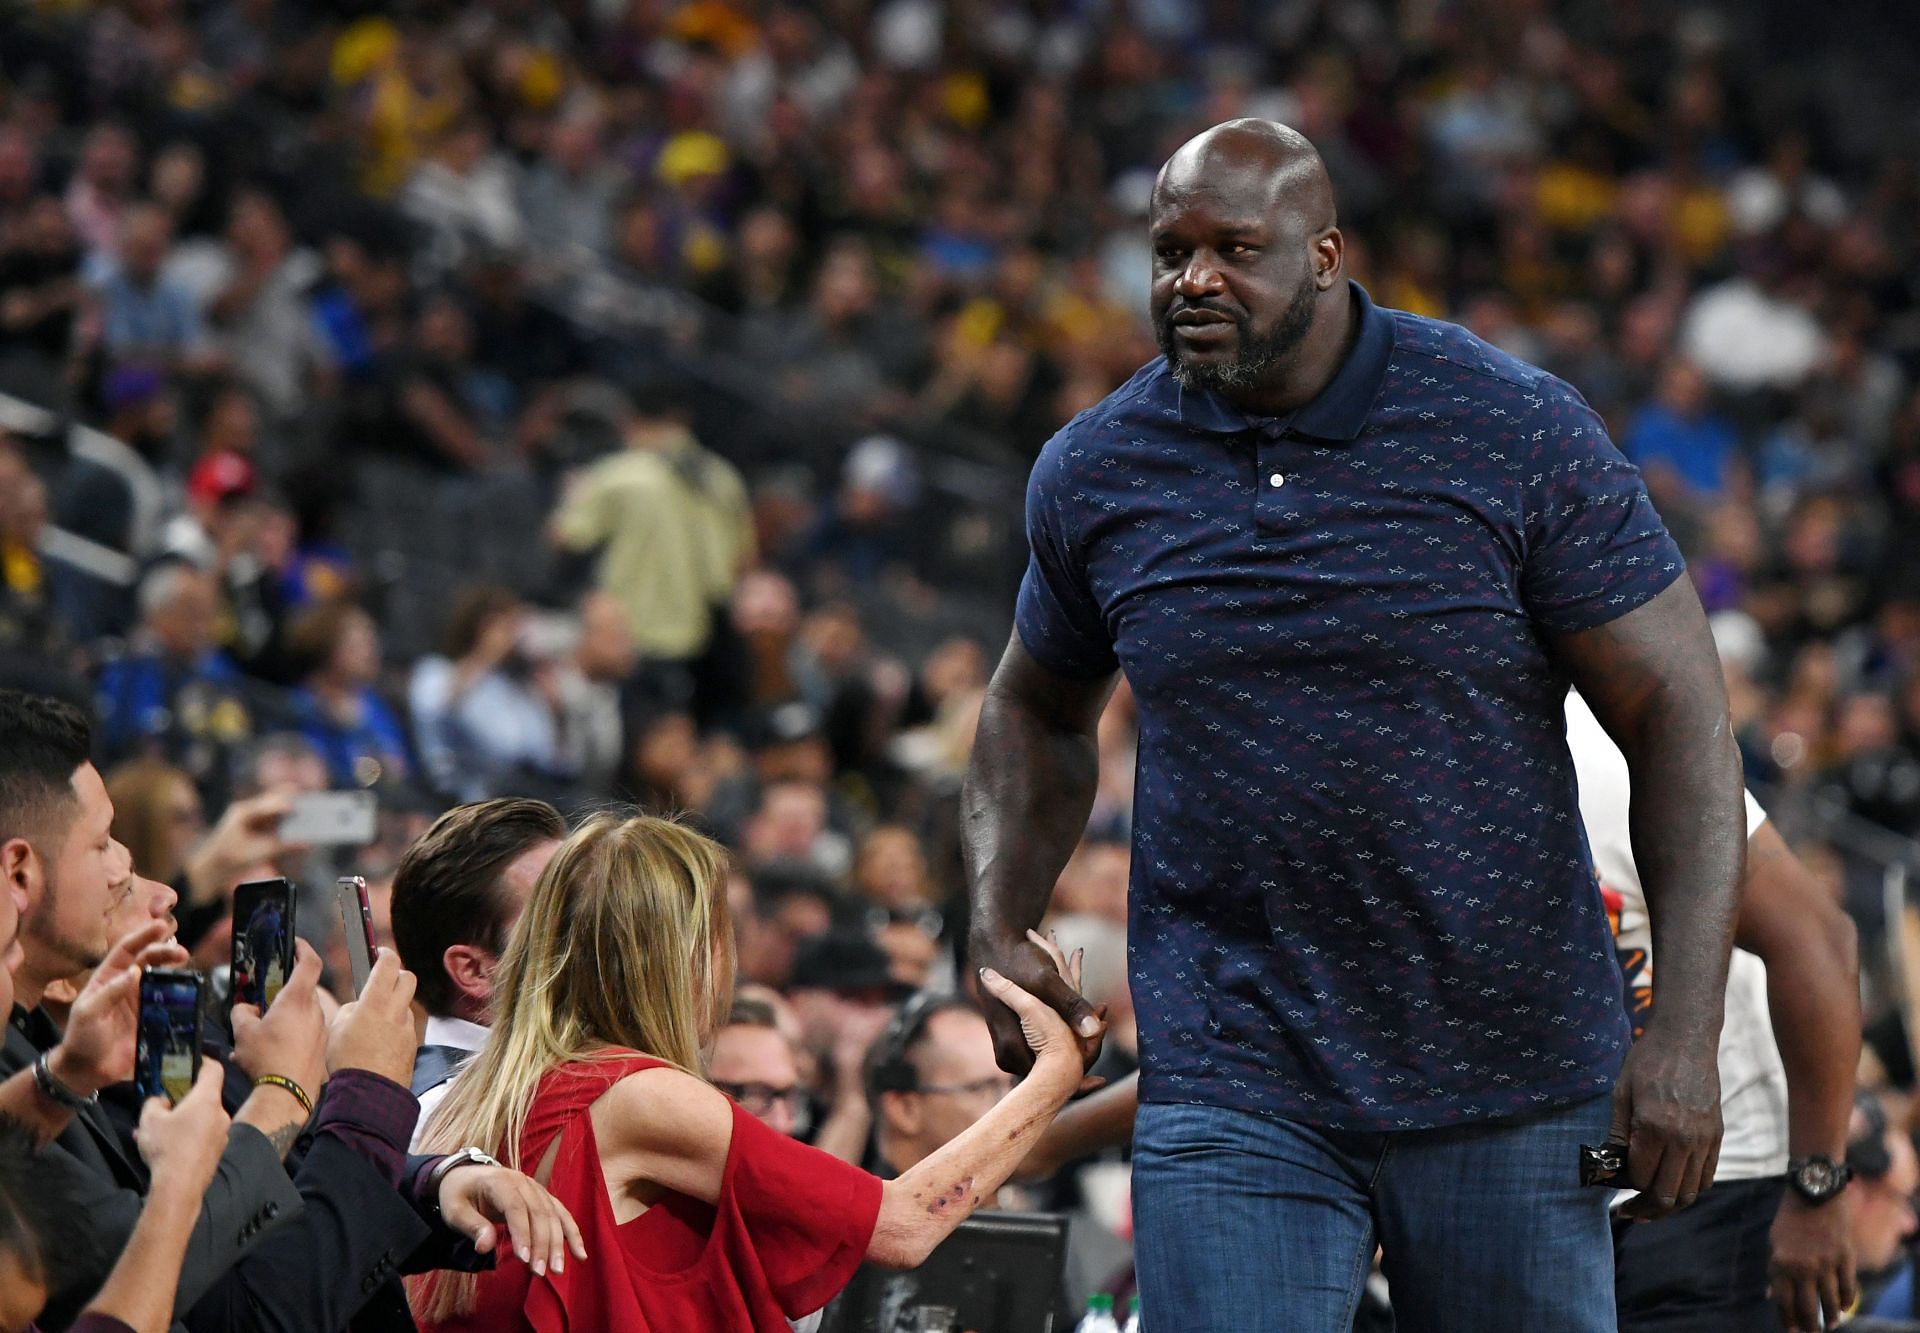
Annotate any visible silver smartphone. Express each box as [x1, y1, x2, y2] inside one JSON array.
[[281, 790, 378, 847], [335, 876, 376, 994]]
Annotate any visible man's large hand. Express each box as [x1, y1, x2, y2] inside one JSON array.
[[970, 928, 1104, 1079], [1769, 1194, 1856, 1333], [1611, 1031, 1723, 1220]]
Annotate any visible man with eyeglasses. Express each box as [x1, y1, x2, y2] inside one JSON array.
[[710, 997, 813, 1139], [865, 997, 1018, 1193]]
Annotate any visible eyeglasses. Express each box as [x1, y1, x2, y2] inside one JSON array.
[[714, 1080, 807, 1119], [912, 1074, 1013, 1101]]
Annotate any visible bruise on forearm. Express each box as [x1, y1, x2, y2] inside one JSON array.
[[962, 636, 1116, 942], [1737, 822, 1860, 1158], [1550, 578, 1745, 1042]]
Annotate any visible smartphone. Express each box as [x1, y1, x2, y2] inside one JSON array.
[[280, 790, 378, 847], [230, 878, 297, 1012], [335, 876, 376, 995], [136, 969, 203, 1104]]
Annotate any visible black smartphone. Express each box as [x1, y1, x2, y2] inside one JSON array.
[[335, 876, 375, 995], [230, 877, 297, 1011], [136, 968, 203, 1104]]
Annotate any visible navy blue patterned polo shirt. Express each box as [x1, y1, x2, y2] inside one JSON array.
[[1016, 281, 1686, 1131]]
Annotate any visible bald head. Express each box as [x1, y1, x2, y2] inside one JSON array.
[[1154, 120, 1337, 236], [1148, 121, 1349, 409]]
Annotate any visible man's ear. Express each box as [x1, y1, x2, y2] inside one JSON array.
[[1, 836, 44, 916], [877, 1087, 922, 1139], [442, 943, 498, 1014], [1314, 227, 1344, 288]]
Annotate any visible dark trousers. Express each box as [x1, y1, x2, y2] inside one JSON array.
[[1613, 1175, 1786, 1332]]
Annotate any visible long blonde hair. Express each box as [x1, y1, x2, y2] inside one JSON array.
[[410, 811, 735, 1321]]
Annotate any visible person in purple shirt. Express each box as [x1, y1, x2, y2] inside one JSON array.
[[965, 120, 1746, 1331]]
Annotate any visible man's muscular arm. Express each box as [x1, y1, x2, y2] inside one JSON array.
[[1550, 576, 1745, 1218], [963, 634, 1116, 1075]]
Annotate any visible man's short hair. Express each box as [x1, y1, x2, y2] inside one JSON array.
[[866, 994, 983, 1101], [390, 798, 566, 1018], [0, 690, 92, 846], [727, 996, 781, 1030]]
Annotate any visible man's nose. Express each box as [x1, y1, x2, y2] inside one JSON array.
[[1176, 252, 1225, 299]]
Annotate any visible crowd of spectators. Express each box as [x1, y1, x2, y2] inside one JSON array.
[[0, 0, 1919, 1327]]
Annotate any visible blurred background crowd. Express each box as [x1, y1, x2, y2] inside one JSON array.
[[1, 0, 1919, 1318]]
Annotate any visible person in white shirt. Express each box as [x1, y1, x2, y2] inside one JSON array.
[[388, 798, 566, 1149], [1566, 693, 1860, 1333]]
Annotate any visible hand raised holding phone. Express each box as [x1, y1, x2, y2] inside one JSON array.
[[327, 947, 419, 1086], [52, 919, 188, 1098], [231, 939, 329, 1111], [135, 1057, 232, 1201]]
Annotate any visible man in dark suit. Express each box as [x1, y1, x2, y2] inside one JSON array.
[[1, 690, 583, 1332]]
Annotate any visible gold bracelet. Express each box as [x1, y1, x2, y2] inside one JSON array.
[[253, 1073, 312, 1117]]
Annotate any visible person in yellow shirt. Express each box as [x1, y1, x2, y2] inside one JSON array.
[[548, 382, 754, 678]]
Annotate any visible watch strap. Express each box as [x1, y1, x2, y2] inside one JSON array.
[[425, 1147, 500, 1222]]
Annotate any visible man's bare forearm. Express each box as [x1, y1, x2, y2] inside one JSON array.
[[1558, 580, 1745, 1047], [961, 657, 1109, 947], [1738, 822, 1860, 1159]]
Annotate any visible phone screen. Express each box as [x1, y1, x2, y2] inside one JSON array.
[[231, 878, 296, 1011], [137, 970, 203, 1104], [335, 876, 375, 994]]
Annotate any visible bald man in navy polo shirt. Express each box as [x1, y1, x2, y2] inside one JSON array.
[[963, 121, 1746, 1331]]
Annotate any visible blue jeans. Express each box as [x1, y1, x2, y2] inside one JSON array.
[[1133, 1096, 1617, 1332]]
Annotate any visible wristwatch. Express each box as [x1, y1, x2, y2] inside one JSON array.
[[425, 1146, 501, 1220], [1787, 1154, 1853, 1204]]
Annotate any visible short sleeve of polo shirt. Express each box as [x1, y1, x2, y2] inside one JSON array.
[[1015, 435, 1120, 677], [1520, 378, 1687, 634]]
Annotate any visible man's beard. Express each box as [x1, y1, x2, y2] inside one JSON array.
[[1158, 274, 1318, 395]]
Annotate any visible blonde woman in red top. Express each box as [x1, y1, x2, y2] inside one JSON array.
[[411, 812, 1102, 1332]]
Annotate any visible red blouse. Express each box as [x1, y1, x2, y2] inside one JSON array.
[[418, 1051, 882, 1333]]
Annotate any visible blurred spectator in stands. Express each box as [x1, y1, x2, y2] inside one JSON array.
[[206, 188, 333, 420], [548, 591, 638, 797], [98, 361, 179, 470], [408, 583, 562, 801], [402, 116, 525, 279], [518, 104, 621, 273], [743, 777, 851, 880], [94, 563, 254, 791], [1846, 1092, 1920, 1320], [1680, 247, 1826, 394], [465, 255, 588, 406], [105, 755, 204, 889], [809, 435, 921, 586], [755, 237, 922, 425], [368, 291, 495, 471], [91, 199, 215, 378], [549, 379, 754, 696], [0, 462, 123, 648], [1623, 360, 1743, 514], [286, 599, 411, 789], [0, 194, 85, 397], [64, 122, 140, 259]]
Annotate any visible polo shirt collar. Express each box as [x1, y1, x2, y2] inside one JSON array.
[[1174, 279, 1394, 443]]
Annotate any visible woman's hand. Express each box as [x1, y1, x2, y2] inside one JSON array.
[[979, 930, 1108, 1090]]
